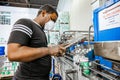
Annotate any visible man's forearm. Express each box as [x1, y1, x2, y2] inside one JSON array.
[[8, 44, 49, 62]]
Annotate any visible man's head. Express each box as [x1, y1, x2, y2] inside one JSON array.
[[36, 4, 58, 30]]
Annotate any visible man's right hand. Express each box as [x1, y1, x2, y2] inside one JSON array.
[[48, 45, 66, 57]]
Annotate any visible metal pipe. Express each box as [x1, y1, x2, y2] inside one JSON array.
[[25, 0, 30, 8], [64, 55, 73, 61], [65, 69, 77, 74], [63, 30, 89, 33], [89, 67, 117, 80], [46, 30, 60, 32], [88, 25, 93, 47], [91, 0, 98, 5], [60, 57, 74, 67], [93, 61, 119, 74], [66, 69, 78, 80], [66, 74, 72, 80], [63, 30, 93, 35]]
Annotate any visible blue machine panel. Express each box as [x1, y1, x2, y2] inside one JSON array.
[[93, 1, 120, 41], [93, 1, 120, 75]]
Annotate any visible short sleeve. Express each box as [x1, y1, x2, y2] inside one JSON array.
[[8, 19, 33, 45]]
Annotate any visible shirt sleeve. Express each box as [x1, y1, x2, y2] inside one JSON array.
[[8, 19, 33, 45]]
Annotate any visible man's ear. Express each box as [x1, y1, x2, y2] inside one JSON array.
[[41, 10, 47, 17]]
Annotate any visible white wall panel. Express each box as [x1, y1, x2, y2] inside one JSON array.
[[70, 0, 92, 31]]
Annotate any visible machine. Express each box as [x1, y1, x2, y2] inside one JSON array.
[[55, 0, 120, 80]]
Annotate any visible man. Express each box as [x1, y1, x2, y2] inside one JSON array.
[[7, 4, 65, 80]]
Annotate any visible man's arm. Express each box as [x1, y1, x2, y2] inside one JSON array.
[[7, 43, 64, 62]]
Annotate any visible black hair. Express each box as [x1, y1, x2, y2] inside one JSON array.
[[37, 4, 58, 17]]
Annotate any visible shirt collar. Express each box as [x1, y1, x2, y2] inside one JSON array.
[[31, 20, 44, 30]]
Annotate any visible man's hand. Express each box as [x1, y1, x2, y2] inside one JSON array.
[[48, 45, 66, 57]]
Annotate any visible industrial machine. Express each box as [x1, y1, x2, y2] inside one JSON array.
[[93, 0, 120, 79], [55, 0, 120, 80], [55, 30, 94, 80]]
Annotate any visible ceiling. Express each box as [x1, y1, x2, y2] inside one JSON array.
[[0, 0, 59, 9]]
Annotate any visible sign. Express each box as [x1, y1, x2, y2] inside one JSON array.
[[98, 1, 120, 31]]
